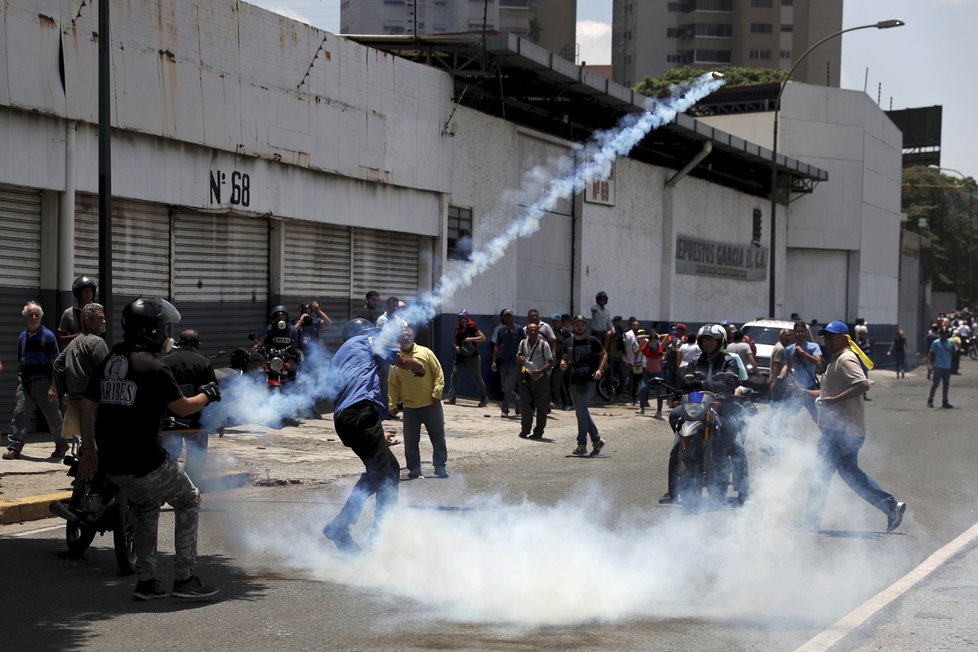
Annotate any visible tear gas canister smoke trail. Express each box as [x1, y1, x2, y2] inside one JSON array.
[[386, 72, 726, 342]]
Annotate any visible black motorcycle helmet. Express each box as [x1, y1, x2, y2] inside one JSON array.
[[72, 275, 98, 300], [342, 318, 378, 342], [121, 297, 181, 351], [269, 305, 289, 331]]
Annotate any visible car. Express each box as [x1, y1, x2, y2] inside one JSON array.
[[739, 319, 815, 391]]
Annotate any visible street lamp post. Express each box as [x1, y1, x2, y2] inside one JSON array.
[[767, 19, 905, 318]]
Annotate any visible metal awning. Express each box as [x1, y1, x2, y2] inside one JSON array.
[[343, 31, 828, 198]]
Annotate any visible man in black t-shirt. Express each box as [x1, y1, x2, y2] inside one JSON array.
[[162, 329, 218, 485], [561, 314, 608, 457], [79, 298, 222, 602]]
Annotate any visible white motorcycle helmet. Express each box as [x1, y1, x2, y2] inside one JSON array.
[[696, 324, 727, 349]]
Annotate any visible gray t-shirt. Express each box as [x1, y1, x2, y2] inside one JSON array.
[[58, 306, 82, 336], [54, 332, 110, 398], [726, 341, 752, 372]]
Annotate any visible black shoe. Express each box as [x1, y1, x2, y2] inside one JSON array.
[[590, 438, 606, 456], [407, 471, 424, 479], [942, 403, 954, 409], [927, 400, 934, 408], [132, 578, 170, 601], [434, 467, 449, 479], [863, 396, 872, 401], [323, 522, 362, 554], [171, 575, 219, 599], [886, 501, 906, 533], [477, 400, 488, 408], [518, 431, 529, 438], [528, 432, 544, 439], [658, 493, 674, 505]]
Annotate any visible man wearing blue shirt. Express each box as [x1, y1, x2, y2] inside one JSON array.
[[322, 319, 424, 554], [781, 321, 823, 421], [927, 329, 954, 408], [4, 302, 64, 460]]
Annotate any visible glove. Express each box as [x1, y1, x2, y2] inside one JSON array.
[[681, 380, 703, 393], [200, 382, 222, 404]]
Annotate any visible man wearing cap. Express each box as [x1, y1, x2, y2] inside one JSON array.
[[562, 315, 608, 456], [800, 320, 906, 533], [444, 309, 488, 407], [491, 309, 524, 418], [927, 328, 954, 409]]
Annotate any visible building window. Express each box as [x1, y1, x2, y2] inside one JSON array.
[[692, 0, 732, 10], [667, 2, 690, 11], [694, 23, 732, 37], [748, 49, 772, 60], [751, 0, 773, 7], [448, 207, 474, 261], [694, 49, 731, 63], [750, 23, 773, 33], [667, 27, 683, 38], [781, 24, 793, 32], [780, 50, 791, 59], [666, 53, 692, 64]]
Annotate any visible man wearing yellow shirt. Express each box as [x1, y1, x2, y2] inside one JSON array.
[[389, 327, 448, 479]]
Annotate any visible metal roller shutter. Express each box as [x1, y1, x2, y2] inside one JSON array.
[[351, 227, 420, 302], [172, 211, 269, 357], [73, 195, 170, 298], [0, 185, 42, 424]]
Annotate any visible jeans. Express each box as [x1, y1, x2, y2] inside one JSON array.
[[446, 354, 488, 403], [571, 381, 600, 445], [499, 364, 520, 413], [518, 373, 550, 436], [329, 401, 400, 532], [7, 378, 64, 452], [928, 367, 951, 405], [638, 370, 662, 412], [110, 456, 201, 581], [402, 402, 447, 475], [805, 427, 896, 523]]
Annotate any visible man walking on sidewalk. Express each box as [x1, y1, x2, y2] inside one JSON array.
[[927, 328, 954, 409]]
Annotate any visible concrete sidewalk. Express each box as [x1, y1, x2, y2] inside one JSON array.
[[0, 396, 659, 525]]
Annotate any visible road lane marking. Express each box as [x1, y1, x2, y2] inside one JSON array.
[[796, 519, 978, 651]]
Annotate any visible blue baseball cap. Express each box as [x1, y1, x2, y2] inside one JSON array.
[[458, 309, 469, 317], [818, 320, 849, 336]]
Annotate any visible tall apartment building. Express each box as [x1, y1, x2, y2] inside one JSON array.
[[612, 0, 843, 88], [341, 0, 578, 61]]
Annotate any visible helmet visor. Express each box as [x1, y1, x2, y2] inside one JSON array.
[[159, 298, 182, 326]]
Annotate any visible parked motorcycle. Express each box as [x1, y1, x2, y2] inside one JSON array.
[[654, 371, 748, 512], [49, 442, 137, 574]]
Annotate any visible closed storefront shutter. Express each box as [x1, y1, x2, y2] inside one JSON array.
[[73, 195, 170, 298], [282, 220, 352, 348], [172, 211, 269, 356], [351, 227, 421, 303], [0, 185, 42, 421]]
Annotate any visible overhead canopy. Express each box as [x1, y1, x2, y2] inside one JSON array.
[[344, 31, 828, 198]]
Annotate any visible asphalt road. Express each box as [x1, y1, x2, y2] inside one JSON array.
[[2, 362, 976, 651]]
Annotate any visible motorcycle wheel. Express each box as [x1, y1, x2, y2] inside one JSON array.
[[595, 374, 620, 401], [676, 447, 703, 513], [970, 346, 978, 361], [703, 443, 728, 507], [113, 496, 138, 575]]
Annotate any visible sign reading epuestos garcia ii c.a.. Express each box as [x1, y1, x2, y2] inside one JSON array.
[[675, 235, 768, 281]]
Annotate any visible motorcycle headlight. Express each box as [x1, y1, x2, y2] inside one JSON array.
[[269, 357, 285, 372], [684, 402, 706, 420]]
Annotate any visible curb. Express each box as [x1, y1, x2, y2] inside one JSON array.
[[0, 491, 71, 526], [0, 470, 252, 526]]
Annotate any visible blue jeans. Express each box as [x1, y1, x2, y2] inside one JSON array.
[[499, 364, 520, 413], [402, 402, 447, 475], [805, 428, 896, 523], [7, 379, 64, 452], [928, 367, 951, 405], [571, 381, 600, 445]]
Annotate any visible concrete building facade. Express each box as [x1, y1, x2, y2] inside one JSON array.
[[612, 0, 843, 89]]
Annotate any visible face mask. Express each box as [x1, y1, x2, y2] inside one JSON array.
[[161, 336, 175, 354], [276, 320, 287, 331]]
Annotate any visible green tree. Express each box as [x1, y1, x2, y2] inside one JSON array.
[[902, 166, 978, 307], [634, 65, 788, 97]]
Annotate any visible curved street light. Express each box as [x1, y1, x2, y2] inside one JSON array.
[[767, 19, 906, 318]]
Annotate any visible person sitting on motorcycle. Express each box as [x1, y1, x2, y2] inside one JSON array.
[[659, 323, 750, 507], [255, 305, 300, 359]]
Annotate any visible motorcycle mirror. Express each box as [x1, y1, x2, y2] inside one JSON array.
[[650, 377, 663, 385]]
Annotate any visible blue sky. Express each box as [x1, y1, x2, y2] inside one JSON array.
[[250, 0, 976, 180]]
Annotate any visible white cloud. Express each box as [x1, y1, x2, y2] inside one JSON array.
[[577, 20, 612, 66]]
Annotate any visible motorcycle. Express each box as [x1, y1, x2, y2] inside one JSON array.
[[247, 334, 300, 392], [654, 372, 749, 512], [963, 335, 978, 361], [49, 441, 137, 574]]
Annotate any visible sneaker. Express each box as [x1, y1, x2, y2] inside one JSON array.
[[652, 412, 663, 420], [132, 578, 170, 601], [528, 432, 544, 439], [886, 501, 907, 533], [635, 409, 645, 415], [518, 431, 530, 439], [171, 575, 219, 599], [434, 467, 449, 478], [500, 411, 509, 418], [590, 438, 606, 456], [572, 444, 587, 456], [927, 400, 934, 408], [658, 493, 674, 505], [477, 400, 488, 408], [51, 443, 70, 458], [2, 449, 20, 460], [942, 403, 954, 409], [407, 471, 424, 479], [323, 522, 362, 554]]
